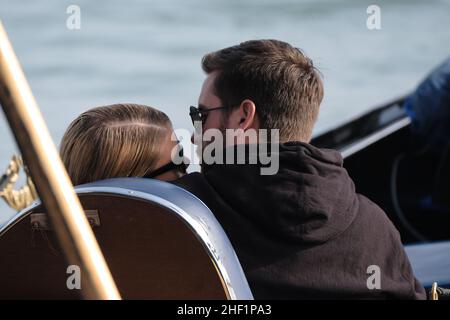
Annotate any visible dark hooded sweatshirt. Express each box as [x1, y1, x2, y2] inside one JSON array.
[[174, 142, 426, 299]]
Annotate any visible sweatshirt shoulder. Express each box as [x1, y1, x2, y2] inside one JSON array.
[[173, 172, 217, 201], [354, 194, 427, 299], [356, 193, 398, 231], [173, 172, 206, 188]]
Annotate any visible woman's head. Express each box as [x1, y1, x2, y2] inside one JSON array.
[[60, 103, 185, 185]]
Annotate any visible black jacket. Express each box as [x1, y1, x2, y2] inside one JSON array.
[[174, 142, 426, 299]]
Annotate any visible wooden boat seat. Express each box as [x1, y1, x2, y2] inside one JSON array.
[[0, 178, 253, 299]]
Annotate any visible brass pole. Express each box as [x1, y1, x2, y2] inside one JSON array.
[[0, 21, 121, 300]]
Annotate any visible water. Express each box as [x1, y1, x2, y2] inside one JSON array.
[[1, 0, 449, 225]]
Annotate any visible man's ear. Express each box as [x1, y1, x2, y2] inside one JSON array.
[[238, 99, 257, 130]]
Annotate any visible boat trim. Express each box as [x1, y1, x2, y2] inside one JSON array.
[[340, 117, 411, 159]]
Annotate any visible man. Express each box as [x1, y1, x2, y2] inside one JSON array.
[[404, 57, 450, 209], [174, 40, 426, 299]]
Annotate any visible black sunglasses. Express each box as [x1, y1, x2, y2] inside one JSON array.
[[189, 105, 227, 125], [143, 146, 188, 179]]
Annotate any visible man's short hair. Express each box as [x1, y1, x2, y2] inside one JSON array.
[[202, 39, 324, 142]]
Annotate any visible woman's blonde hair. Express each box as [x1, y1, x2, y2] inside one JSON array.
[[60, 103, 172, 185]]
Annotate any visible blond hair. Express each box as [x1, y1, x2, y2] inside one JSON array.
[[60, 103, 172, 185]]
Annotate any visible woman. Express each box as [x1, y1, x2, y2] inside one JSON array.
[[60, 103, 187, 185]]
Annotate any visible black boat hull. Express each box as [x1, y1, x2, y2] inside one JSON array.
[[312, 97, 450, 243]]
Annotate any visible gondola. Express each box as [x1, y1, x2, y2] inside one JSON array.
[[311, 96, 450, 243], [1, 96, 448, 298], [311, 97, 450, 289], [0, 19, 448, 298]]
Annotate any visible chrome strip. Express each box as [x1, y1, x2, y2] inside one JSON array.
[[0, 201, 40, 236], [340, 117, 411, 159]]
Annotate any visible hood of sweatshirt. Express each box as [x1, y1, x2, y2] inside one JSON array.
[[200, 142, 359, 244]]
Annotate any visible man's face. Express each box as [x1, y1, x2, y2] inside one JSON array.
[[192, 71, 227, 150], [192, 70, 260, 155], [198, 70, 225, 132]]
